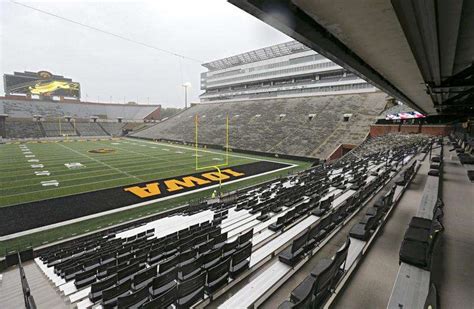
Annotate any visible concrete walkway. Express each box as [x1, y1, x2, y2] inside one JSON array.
[[431, 156, 474, 308]]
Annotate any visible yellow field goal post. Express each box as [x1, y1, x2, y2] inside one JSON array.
[[194, 113, 229, 192]]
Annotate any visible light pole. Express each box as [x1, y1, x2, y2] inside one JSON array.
[[182, 82, 191, 109]]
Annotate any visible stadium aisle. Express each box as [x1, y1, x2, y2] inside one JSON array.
[[0, 265, 24, 308], [431, 156, 474, 308], [23, 261, 70, 308]]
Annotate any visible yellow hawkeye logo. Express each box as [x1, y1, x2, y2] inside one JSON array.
[[29, 81, 80, 95], [88, 148, 116, 154], [124, 168, 245, 198]]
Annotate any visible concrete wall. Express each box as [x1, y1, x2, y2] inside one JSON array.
[[370, 124, 452, 137]]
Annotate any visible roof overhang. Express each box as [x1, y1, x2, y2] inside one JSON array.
[[229, 0, 474, 116]]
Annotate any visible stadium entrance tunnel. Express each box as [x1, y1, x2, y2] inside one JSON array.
[[0, 161, 292, 237]]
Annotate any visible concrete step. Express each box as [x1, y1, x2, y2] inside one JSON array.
[[0, 266, 24, 309], [23, 261, 70, 308]]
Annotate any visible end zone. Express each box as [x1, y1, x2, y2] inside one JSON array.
[[0, 160, 295, 239]]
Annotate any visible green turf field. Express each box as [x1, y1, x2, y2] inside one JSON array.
[[0, 137, 297, 207], [0, 137, 311, 256]]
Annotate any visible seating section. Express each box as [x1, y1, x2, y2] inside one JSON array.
[[100, 123, 125, 136], [74, 122, 108, 136], [4, 119, 44, 138], [132, 92, 387, 158], [1, 119, 143, 139], [0, 99, 159, 121], [42, 121, 77, 137], [38, 216, 253, 308]]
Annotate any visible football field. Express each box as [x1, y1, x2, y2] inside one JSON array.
[[0, 138, 302, 207]]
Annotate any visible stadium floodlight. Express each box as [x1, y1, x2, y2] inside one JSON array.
[[182, 82, 191, 109]]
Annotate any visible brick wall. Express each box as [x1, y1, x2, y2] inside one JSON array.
[[370, 124, 452, 137]]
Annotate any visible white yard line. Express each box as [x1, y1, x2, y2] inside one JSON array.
[[127, 138, 297, 166], [0, 154, 256, 195], [57, 143, 143, 182]]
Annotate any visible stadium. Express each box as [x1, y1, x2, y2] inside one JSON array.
[[0, 1, 473, 309]]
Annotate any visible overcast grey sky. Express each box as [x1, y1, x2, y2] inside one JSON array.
[[0, 0, 291, 107]]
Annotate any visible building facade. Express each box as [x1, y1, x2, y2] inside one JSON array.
[[200, 41, 377, 102]]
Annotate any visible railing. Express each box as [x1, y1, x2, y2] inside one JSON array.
[[18, 252, 37, 309]]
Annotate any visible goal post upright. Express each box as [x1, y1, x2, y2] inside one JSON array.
[[194, 113, 230, 176]]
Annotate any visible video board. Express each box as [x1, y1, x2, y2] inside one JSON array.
[[4, 71, 81, 99]]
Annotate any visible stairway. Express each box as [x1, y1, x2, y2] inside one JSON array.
[[23, 261, 70, 308], [0, 266, 24, 308]]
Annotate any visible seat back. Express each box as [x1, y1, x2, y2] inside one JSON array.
[[332, 238, 351, 274], [238, 228, 254, 246], [223, 239, 238, 254], [178, 248, 197, 264], [291, 230, 309, 254], [117, 262, 140, 282], [231, 243, 252, 266], [102, 279, 131, 304], [90, 274, 117, 293], [208, 257, 231, 283], [313, 259, 335, 296], [159, 255, 178, 274], [133, 266, 157, 286], [318, 213, 332, 230], [151, 267, 177, 290], [179, 257, 202, 277], [177, 272, 205, 297], [202, 248, 222, 265], [308, 224, 321, 239], [116, 285, 149, 309], [142, 285, 177, 309]]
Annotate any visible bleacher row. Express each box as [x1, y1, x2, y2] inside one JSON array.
[[388, 139, 444, 309], [276, 143, 429, 309], [449, 131, 474, 181], [30, 134, 430, 309]]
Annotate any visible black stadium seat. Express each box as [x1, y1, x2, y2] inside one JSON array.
[[206, 257, 231, 294], [222, 239, 239, 259], [132, 266, 157, 290], [74, 268, 97, 289], [178, 257, 203, 281], [201, 248, 223, 271], [279, 230, 309, 266], [269, 215, 286, 231], [159, 255, 178, 274], [102, 279, 131, 308], [149, 267, 177, 298], [230, 243, 252, 279], [142, 285, 177, 309], [237, 228, 253, 248], [399, 222, 442, 269], [116, 285, 149, 309], [176, 272, 205, 309], [89, 274, 117, 302], [278, 275, 316, 309]]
